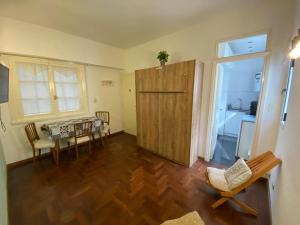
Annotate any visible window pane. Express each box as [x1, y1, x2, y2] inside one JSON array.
[[218, 34, 268, 58], [57, 99, 80, 112], [22, 99, 51, 115], [20, 82, 50, 99], [17, 62, 48, 81], [54, 68, 78, 83], [16, 62, 51, 116], [53, 66, 81, 112], [281, 60, 295, 123], [55, 83, 79, 98]]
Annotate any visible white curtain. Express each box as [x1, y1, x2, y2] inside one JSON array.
[[53, 67, 80, 112], [16, 62, 51, 115]]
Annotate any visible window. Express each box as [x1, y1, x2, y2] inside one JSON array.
[[53, 67, 81, 112], [9, 56, 87, 123], [281, 59, 295, 123], [16, 62, 51, 116], [218, 34, 268, 58]]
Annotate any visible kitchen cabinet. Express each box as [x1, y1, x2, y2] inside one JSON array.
[[224, 110, 247, 137]]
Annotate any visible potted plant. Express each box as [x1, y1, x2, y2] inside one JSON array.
[[157, 51, 169, 66]]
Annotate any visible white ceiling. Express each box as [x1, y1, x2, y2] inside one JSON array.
[[0, 0, 263, 49]]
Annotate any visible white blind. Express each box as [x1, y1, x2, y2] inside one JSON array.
[[53, 67, 81, 112], [16, 62, 51, 116]]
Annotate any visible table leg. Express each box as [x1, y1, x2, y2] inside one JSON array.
[[55, 140, 60, 165]]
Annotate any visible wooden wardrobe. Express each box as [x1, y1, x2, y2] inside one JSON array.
[[135, 60, 204, 167]]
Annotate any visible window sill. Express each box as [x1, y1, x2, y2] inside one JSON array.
[[11, 110, 89, 125]]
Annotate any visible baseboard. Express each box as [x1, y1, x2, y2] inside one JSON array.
[[7, 130, 125, 170], [108, 130, 125, 137], [197, 156, 205, 161]]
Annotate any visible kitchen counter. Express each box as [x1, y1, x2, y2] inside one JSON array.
[[242, 115, 256, 123]]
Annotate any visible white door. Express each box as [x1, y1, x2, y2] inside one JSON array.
[[206, 56, 267, 163], [210, 64, 227, 159]]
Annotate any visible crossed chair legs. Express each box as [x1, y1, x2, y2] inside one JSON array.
[[211, 194, 258, 216]]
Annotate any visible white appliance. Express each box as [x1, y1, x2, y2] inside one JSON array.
[[236, 115, 256, 160], [224, 110, 247, 137]]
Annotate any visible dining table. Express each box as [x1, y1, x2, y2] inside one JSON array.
[[41, 116, 103, 164]]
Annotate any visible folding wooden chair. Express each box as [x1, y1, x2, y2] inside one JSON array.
[[205, 151, 281, 216]]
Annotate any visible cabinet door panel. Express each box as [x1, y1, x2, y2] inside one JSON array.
[[158, 93, 191, 165], [136, 93, 159, 152], [136, 68, 159, 92], [159, 61, 195, 92]]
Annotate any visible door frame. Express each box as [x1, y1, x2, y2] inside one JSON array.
[[205, 51, 271, 162]]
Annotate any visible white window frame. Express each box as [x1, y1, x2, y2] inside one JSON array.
[[280, 59, 295, 125], [9, 56, 88, 124]]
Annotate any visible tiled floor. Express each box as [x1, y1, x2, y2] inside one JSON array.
[[212, 135, 238, 167]]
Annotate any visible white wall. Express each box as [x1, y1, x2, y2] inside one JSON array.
[[0, 17, 124, 69], [122, 0, 295, 158], [86, 66, 123, 134], [0, 138, 7, 225], [270, 0, 300, 224], [224, 58, 264, 110], [120, 73, 137, 135]]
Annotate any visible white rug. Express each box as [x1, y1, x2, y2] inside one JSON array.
[[161, 211, 205, 225]]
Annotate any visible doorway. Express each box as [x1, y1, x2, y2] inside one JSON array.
[[210, 57, 265, 166]]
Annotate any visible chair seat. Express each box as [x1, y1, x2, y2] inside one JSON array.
[[93, 132, 102, 139], [33, 138, 55, 149], [102, 123, 110, 134], [68, 136, 91, 145], [207, 167, 230, 192]]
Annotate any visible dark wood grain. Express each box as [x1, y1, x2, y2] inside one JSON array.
[[8, 133, 271, 225]]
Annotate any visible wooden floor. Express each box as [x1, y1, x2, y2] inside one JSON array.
[[8, 133, 271, 225]]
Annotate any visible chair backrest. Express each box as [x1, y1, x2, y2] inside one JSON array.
[[25, 123, 40, 146], [95, 111, 110, 124], [219, 151, 281, 196], [246, 151, 281, 179], [74, 121, 93, 139]]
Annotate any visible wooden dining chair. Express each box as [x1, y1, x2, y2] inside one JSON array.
[[205, 151, 281, 216], [95, 111, 111, 138], [25, 123, 56, 162], [67, 121, 93, 160]]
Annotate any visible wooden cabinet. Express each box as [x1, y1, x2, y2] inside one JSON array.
[[136, 67, 159, 92], [135, 60, 203, 167], [136, 93, 159, 152]]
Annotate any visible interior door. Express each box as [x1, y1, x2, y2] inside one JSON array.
[[210, 64, 226, 159]]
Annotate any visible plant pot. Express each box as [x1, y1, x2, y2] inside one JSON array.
[[160, 60, 166, 67]]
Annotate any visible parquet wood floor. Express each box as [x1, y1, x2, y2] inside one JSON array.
[[8, 133, 271, 225]]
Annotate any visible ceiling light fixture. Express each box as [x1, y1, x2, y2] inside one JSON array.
[[289, 29, 300, 59]]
